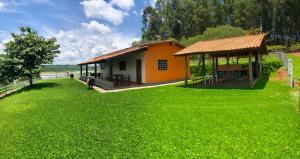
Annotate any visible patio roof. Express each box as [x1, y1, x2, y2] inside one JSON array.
[[78, 40, 184, 65], [175, 33, 268, 56]]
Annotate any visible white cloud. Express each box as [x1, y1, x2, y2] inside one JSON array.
[[111, 0, 134, 10], [0, 31, 12, 53], [0, 1, 6, 11], [132, 10, 138, 16], [80, 0, 127, 25], [81, 20, 111, 33], [149, 0, 157, 7], [53, 28, 139, 64]]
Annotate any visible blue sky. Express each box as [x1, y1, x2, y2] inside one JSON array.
[[0, 0, 156, 64]]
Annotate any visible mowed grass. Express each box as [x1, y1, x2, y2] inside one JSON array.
[[0, 78, 300, 158], [288, 54, 300, 80]]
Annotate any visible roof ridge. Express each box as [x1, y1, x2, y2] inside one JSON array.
[[194, 33, 268, 44], [92, 45, 145, 59]]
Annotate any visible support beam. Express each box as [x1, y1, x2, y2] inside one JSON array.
[[94, 63, 97, 77], [80, 65, 82, 76], [259, 54, 263, 75], [226, 54, 230, 77], [212, 56, 215, 84], [255, 53, 259, 78], [202, 54, 205, 76], [216, 56, 218, 73], [215, 56, 218, 84], [85, 64, 88, 76], [185, 55, 189, 86], [249, 53, 253, 87], [109, 61, 113, 81]]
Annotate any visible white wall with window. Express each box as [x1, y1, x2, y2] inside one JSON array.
[[98, 51, 146, 83]]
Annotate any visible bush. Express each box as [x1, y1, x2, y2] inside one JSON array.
[[262, 55, 283, 74], [70, 74, 74, 79], [267, 45, 286, 53], [289, 43, 300, 52]]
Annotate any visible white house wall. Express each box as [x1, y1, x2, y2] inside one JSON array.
[[98, 51, 146, 83]]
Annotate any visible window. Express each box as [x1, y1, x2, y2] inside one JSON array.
[[119, 61, 126, 71], [100, 63, 105, 70], [158, 60, 168, 71]]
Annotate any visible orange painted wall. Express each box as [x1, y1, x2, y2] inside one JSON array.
[[144, 43, 190, 83]]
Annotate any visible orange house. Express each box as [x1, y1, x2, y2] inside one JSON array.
[[78, 41, 189, 89]]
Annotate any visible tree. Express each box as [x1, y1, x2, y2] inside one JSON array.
[[4, 27, 60, 85], [0, 56, 19, 85], [141, 0, 300, 45]]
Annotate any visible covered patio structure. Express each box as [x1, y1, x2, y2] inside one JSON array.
[[175, 33, 268, 88], [78, 45, 147, 90]]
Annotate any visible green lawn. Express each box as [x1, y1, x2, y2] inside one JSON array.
[[288, 54, 300, 80], [0, 78, 300, 158]]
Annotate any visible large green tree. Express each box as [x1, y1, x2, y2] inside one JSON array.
[[3, 27, 60, 85], [142, 0, 300, 45]]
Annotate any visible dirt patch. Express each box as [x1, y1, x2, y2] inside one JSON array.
[[290, 52, 300, 57], [273, 69, 288, 81]]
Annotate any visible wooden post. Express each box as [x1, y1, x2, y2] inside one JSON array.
[[109, 61, 113, 81], [255, 53, 259, 78], [259, 54, 263, 75], [212, 56, 215, 84], [94, 63, 97, 77], [202, 54, 205, 76], [80, 65, 82, 76], [85, 64, 88, 76], [185, 55, 189, 86], [216, 56, 218, 84], [216, 56, 218, 73], [226, 54, 230, 77], [249, 53, 253, 87]]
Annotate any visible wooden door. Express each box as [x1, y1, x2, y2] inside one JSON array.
[[136, 59, 142, 84]]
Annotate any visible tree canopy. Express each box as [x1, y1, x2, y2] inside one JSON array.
[[180, 25, 248, 46], [142, 0, 300, 45], [1, 27, 60, 85]]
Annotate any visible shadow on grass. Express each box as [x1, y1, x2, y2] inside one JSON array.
[[1, 82, 60, 99], [177, 74, 270, 90]]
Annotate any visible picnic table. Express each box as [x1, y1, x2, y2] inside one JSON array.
[[218, 64, 248, 79]]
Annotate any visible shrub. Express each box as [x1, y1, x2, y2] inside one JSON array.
[[70, 74, 74, 79], [262, 55, 283, 74], [289, 43, 300, 52], [267, 45, 286, 53]]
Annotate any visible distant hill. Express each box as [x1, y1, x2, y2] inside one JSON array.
[[43, 65, 80, 72]]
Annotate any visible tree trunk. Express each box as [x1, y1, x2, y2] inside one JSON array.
[[29, 76, 33, 85]]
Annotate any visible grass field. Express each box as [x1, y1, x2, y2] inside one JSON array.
[[288, 54, 300, 80], [0, 78, 299, 158]]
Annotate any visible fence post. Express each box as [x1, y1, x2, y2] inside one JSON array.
[[288, 59, 294, 87]]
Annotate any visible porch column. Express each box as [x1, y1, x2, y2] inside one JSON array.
[[185, 55, 189, 86], [226, 54, 230, 77], [80, 65, 82, 76], [85, 64, 88, 76], [255, 53, 259, 78], [249, 53, 253, 87], [94, 63, 97, 77], [259, 54, 263, 75], [202, 54, 205, 76], [109, 61, 113, 81], [216, 56, 219, 73], [212, 56, 216, 84]]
